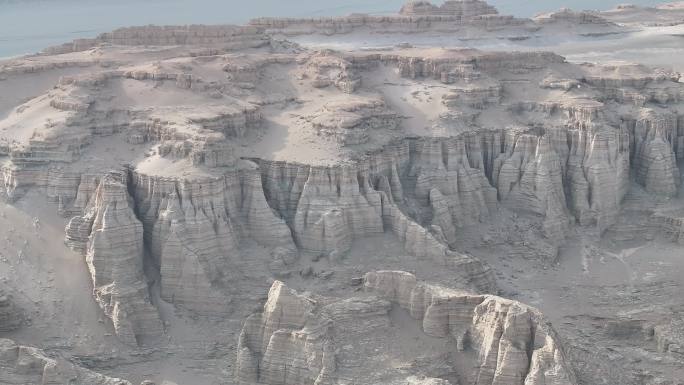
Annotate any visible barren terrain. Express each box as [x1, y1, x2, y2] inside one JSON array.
[[0, 1, 683, 385]]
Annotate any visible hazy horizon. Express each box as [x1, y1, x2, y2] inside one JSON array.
[[0, 0, 670, 57]]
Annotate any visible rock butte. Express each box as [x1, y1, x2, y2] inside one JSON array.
[[0, 1, 683, 385]]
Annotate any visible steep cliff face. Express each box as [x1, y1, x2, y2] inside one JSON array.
[[254, 122, 635, 260], [257, 154, 497, 293], [13, 111, 683, 347], [71, 110, 675, 323], [133, 173, 238, 316], [630, 109, 682, 196], [364, 271, 577, 385], [127, 166, 295, 316], [0, 339, 132, 385], [65, 171, 163, 345], [235, 274, 576, 385], [235, 281, 335, 385], [55, 152, 497, 342]]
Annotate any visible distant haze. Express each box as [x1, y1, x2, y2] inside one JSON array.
[[0, 0, 669, 57]]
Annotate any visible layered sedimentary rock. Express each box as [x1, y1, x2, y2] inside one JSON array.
[[235, 281, 336, 385], [2, 27, 684, 385], [236, 274, 576, 385], [65, 171, 163, 345], [0, 288, 23, 333], [309, 98, 399, 145], [400, 0, 498, 18], [493, 131, 572, 240], [257, 155, 497, 293], [127, 166, 295, 315], [132, 173, 239, 316], [249, 1, 529, 36], [534, 8, 616, 26], [0, 339, 131, 385], [630, 109, 682, 196], [303, 53, 363, 94], [45, 25, 268, 54], [364, 271, 577, 385], [442, 82, 502, 109]]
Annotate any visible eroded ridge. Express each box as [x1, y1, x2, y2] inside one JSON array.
[[235, 272, 576, 385]]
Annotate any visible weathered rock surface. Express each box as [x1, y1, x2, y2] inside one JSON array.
[[631, 109, 682, 196], [309, 97, 399, 145], [45, 25, 268, 54], [534, 8, 616, 27], [249, 0, 529, 36], [2, 8, 684, 383], [258, 156, 497, 293], [0, 339, 132, 385], [364, 271, 577, 385], [236, 274, 576, 385], [400, 0, 498, 18], [65, 171, 163, 345]]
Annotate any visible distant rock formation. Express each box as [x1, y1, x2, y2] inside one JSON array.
[[534, 8, 615, 26], [400, 0, 498, 18], [44, 25, 268, 55]]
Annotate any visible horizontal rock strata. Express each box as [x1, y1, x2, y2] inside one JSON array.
[[65, 171, 163, 345], [364, 271, 577, 385], [45, 25, 268, 54], [235, 274, 577, 385], [0, 339, 132, 385]]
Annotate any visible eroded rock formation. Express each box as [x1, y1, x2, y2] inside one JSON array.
[[65, 171, 163, 345], [1, 4, 684, 382], [236, 273, 576, 385], [0, 339, 131, 385], [364, 271, 576, 385]]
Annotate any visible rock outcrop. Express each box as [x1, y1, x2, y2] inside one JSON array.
[[258, 156, 497, 293], [249, 0, 529, 36], [236, 274, 576, 385], [65, 171, 163, 345], [0, 339, 132, 385], [130, 172, 240, 316], [400, 0, 498, 18], [630, 109, 682, 196], [235, 281, 336, 385], [364, 271, 577, 385], [534, 8, 616, 27], [309, 98, 399, 145], [45, 25, 268, 54]]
